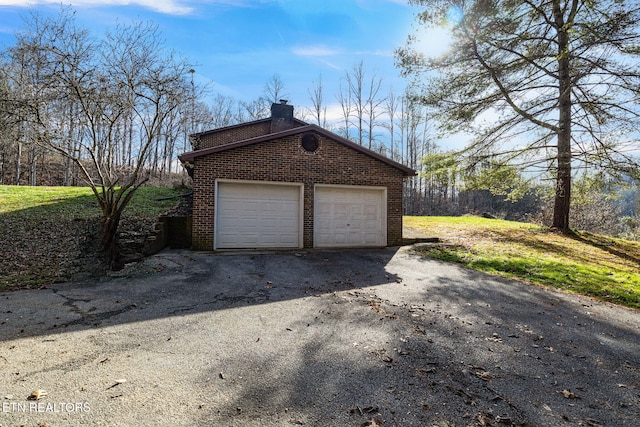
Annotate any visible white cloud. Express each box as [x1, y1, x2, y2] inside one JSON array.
[[0, 0, 33, 5], [317, 58, 342, 70], [322, 102, 347, 123], [0, 0, 195, 15], [354, 49, 393, 57], [291, 45, 342, 57], [355, 0, 410, 9]]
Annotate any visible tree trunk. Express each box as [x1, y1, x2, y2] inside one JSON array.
[[553, 138, 572, 232], [29, 147, 37, 186], [101, 208, 122, 270], [0, 150, 5, 184], [98, 185, 142, 270], [15, 140, 21, 185], [552, 1, 572, 233]]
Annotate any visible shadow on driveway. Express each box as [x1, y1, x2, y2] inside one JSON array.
[[0, 248, 401, 342], [1, 247, 639, 427]]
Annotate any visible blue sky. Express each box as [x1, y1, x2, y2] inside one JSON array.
[[0, 0, 447, 119]]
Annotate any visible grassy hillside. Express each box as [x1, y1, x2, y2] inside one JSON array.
[[0, 185, 183, 289], [405, 216, 640, 310]]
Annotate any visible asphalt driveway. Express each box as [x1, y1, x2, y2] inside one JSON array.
[[1, 247, 639, 426]]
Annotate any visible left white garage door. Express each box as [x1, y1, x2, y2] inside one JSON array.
[[216, 182, 301, 249]]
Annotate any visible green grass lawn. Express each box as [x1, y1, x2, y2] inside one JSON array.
[[0, 185, 182, 216], [405, 216, 640, 310], [0, 185, 183, 289]]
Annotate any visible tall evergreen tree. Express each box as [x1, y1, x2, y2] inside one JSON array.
[[397, 0, 640, 232]]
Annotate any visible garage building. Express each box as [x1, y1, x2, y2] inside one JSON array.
[[179, 101, 415, 250]]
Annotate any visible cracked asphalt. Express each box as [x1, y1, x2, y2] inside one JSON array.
[[1, 247, 639, 426]]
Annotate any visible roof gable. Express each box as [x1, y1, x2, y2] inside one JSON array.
[[180, 124, 416, 176], [190, 117, 308, 140]]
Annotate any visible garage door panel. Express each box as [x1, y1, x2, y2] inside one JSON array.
[[334, 204, 349, 218], [314, 186, 386, 248], [316, 203, 331, 216], [263, 202, 279, 212], [333, 233, 347, 244], [280, 201, 298, 214], [363, 205, 378, 217], [217, 182, 301, 249], [348, 219, 363, 231], [363, 232, 380, 244], [262, 218, 279, 228]]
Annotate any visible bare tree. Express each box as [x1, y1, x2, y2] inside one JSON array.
[[0, 67, 15, 184], [383, 88, 400, 161], [336, 77, 352, 140], [8, 9, 192, 267], [239, 98, 269, 121], [3, 12, 54, 186], [346, 61, 366, 145], [263, 73, 288, 103], [307, 74, 327, 127], [364, 68, 385, 151], [208, 93, 237, 128]]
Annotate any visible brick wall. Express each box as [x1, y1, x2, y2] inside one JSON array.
[[191, 132, 406, 250], [195, 119, 305, 150]]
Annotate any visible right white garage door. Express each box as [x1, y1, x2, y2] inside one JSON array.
[[314, 185, 386, 248]]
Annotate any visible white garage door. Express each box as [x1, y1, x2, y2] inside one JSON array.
[[216, 182, 301, 249], [314, 186, 386, 248]]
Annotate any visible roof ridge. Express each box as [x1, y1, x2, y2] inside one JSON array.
[[190, 117, 308, 139]]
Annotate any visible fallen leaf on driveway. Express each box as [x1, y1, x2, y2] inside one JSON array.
[[474, 370, 494, 381], [475, 412, 492, 426], [350, 406, 379, 416], [107, 379, 127, 389], [27, 389, 47, 400], [496, 415, 512, 424]]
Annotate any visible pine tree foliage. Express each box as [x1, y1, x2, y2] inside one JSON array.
[[397, 0, 640, 232]]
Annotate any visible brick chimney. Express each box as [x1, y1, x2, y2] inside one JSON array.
[[270, 99, 294, 133]]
